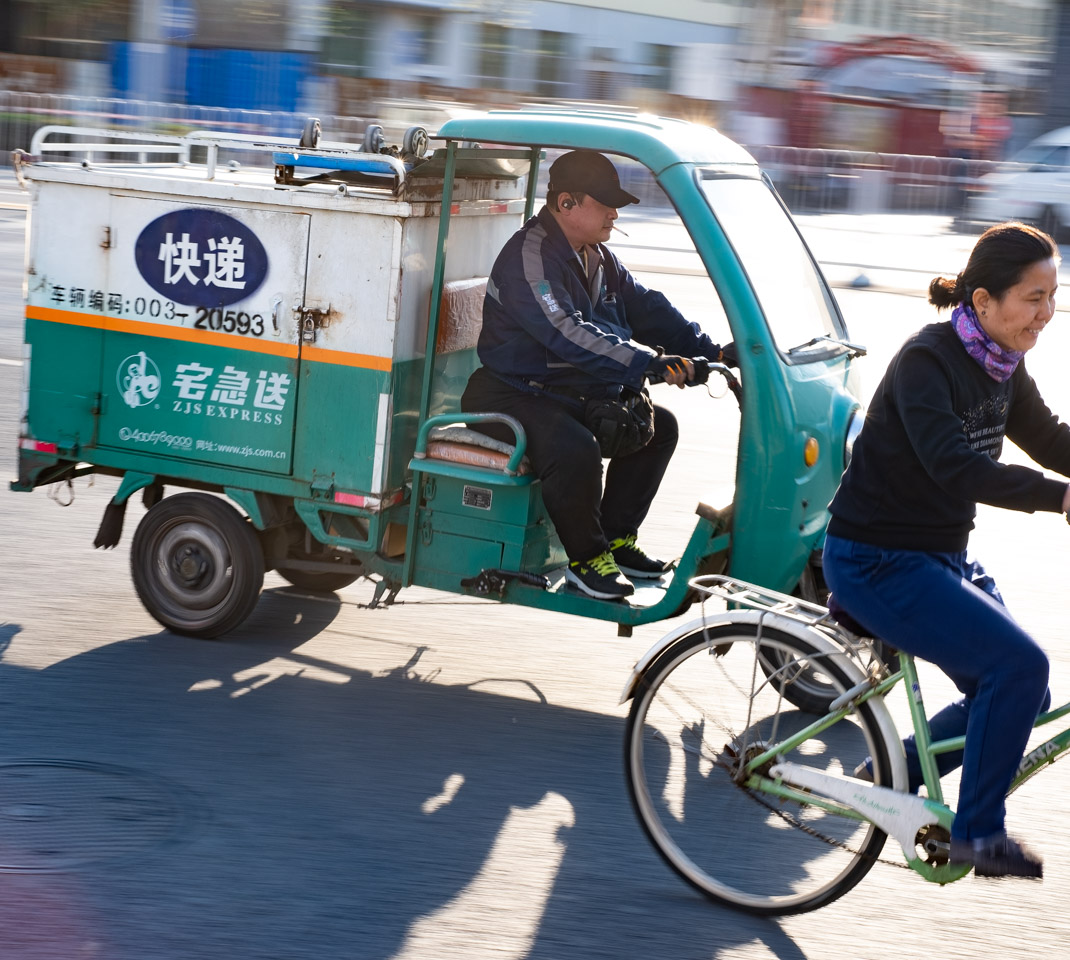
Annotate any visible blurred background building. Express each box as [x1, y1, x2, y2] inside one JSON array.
[[0, 0, 1064, 158]]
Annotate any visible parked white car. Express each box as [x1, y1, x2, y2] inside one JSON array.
[[970, 127, 1070, 239]]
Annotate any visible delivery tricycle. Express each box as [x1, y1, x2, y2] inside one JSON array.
[[11, 110, 865, 693]]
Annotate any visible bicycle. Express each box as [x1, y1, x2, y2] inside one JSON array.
[[621, 574, 1069, 916]]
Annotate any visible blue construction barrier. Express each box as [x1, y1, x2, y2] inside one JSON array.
[[111, 43, 313, 113]]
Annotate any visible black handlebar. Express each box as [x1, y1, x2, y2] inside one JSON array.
[[647, 356, 742, 406]]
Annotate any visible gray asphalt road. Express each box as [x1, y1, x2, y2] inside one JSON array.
[[3, 193, 1070, 959]]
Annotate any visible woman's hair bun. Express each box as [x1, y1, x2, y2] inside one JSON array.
[[928, 273, 964, 309]]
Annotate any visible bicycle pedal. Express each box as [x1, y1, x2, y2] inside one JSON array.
[[923, 838, 950, 857]]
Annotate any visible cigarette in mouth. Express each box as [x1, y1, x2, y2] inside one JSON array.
[[612, 224, 629, 237]]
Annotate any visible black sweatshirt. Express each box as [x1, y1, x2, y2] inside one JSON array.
[[828, 321, 1070, 552]]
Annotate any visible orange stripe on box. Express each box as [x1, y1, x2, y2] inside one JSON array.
[[27, 306, 299, 357], [302, 345, 392, 371], [26, 306, 393, 371], [107, 315, 299, 358], [27, 306, 299, 358], [26, 306, 105, 330]]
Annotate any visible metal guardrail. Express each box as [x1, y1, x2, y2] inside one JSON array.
[[746, 144, 1002, 216]]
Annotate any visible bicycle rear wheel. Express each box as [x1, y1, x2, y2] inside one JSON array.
[[625, 621, 893, 916]]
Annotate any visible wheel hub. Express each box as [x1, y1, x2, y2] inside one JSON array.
[[172, 544, 212, 587], [720, 739, 773, 780]]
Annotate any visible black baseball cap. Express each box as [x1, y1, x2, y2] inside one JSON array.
[[547, 150, 640, 208]]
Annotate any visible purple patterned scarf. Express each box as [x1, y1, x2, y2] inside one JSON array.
[[951, 302, 1023, 383]]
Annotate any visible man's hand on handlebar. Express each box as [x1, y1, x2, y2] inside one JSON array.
[[648, 342, 739, 390], [647, 354, 695, 388], [647, 353, 744, 406]]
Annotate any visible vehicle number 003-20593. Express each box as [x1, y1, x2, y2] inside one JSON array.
[[193, 307, 266, 336]]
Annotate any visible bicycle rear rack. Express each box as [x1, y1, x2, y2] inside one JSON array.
[[689, 574, 880, 665]]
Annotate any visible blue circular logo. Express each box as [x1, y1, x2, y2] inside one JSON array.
[[135, 209, 268, 308]]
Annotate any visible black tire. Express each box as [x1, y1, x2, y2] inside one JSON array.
[[756, 566, 895, 714], [277, 569, 360, 593], [756, 566, 841, 713], [361, 124, 384, 154], [131, 493, 264, 638], [758, 639, 896, 715], [625, 622, 892, 916], [300, 117, 321, 149], [757, 645, 840, 714], [402, 125, 428, 159]]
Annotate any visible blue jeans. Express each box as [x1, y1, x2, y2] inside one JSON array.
[[822, 534, 1050, 841]]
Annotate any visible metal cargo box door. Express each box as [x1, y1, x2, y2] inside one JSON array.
[[98, 197, 310, 475]]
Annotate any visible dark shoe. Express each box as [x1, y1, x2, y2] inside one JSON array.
[[565, 551, 634, 600], [609, 534, 672, 579], [950, 832, 1043, 879]]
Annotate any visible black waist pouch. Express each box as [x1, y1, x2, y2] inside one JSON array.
[[583, 387, 655, 459]]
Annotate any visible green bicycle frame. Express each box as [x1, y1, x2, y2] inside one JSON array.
[[738, 647, 1070, 884]]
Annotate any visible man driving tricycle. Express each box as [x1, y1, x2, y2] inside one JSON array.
[[460, 148, 736, 600]]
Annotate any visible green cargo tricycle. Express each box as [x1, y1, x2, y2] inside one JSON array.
[[11, 110, 865, 666]]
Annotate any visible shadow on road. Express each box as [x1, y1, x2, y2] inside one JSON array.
[[0, 620, 18, 657], [0, 588, 815, 960]]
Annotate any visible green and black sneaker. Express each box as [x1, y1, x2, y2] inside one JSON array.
[[565, 550, 634, 599], [609, 534, 673, 579]]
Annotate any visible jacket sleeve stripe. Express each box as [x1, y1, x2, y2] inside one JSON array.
[[520, 226, 648, 369]]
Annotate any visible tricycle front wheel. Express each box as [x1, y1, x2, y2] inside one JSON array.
[[131, 492, 264, 638]]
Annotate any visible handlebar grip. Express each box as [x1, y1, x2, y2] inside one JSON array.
[[646, 356, 742, 407], [689, 357, 713, 386], [647, 355, 712, 385]]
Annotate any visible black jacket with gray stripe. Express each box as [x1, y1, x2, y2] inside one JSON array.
[[477, 206, 722, 399]]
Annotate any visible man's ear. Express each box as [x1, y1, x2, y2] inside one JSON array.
[[561, 195, 576, 210]]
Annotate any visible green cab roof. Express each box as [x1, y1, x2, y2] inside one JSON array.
[[435, 109, 757, 177]]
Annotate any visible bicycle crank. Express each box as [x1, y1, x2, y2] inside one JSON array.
[[916, 823, 951, 867]]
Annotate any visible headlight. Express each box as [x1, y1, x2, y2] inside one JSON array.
[[844, 407, 865, 469]]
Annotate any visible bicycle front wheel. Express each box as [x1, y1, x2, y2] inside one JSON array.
[[625, 622, 893, 916]]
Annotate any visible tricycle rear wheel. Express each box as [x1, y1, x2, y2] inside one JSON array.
[[131, 493, 264, 638]]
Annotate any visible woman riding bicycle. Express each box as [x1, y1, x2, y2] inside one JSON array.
[[823, 221, 1070, 879]]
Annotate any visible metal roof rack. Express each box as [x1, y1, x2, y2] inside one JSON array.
[[25, 124, 407, 189]]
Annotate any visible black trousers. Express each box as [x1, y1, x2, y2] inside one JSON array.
[[460, 366, 679, 561]]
